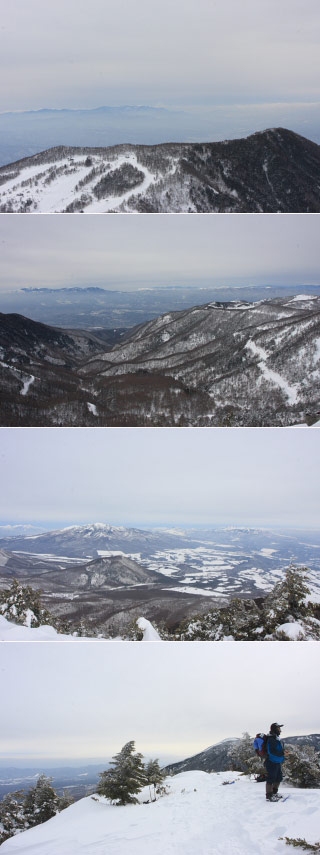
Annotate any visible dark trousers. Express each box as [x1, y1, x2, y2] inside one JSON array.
[[265, 759, 283, 797]]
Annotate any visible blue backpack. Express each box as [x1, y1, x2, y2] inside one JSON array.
[[254, 733, 268, 757]]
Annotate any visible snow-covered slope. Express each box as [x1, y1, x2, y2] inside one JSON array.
[[82, 294, 320, 427], [1, 771, 319, 854], [1, 128, 320, 213], [0, 615, 105, 641], [0, 615, 160, 642], [1, 295, 320, 426]]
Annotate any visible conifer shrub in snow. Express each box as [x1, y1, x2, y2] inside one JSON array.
[[97, 741, 147, 805], [0, 776, 72, 844], [280, 837, 320, 851], [145, 759, 166, 801], [0, 580, 54, 628], [0, 791, 26, 843], [284, 745, 320, 789], [227, 732, 263, 775], [263, 568, 311, 635], [23, 775, 61, 826], [172, 567, 320, 641]]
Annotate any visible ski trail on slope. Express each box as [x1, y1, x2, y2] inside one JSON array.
[[84, 153, 157, 212], [246, 340, 300, 404], [1, 361, 36, 397], [20, 375, 35, 395], [262, 157, 282, 209]]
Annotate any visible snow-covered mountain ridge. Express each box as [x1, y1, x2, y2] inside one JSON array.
[[165, 737, 320, 775], [1, 128, 320, 213], [1, 771, 319, 854], [1, 294, 320, 426]]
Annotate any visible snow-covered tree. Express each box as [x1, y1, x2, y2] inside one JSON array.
[[0, 777, 72, 844], [173, 567, 320, 641], [0, 580, 53, 628], [144, 759, 165, 801], [0, 791, 26, 843], [263, 567, 311, 633], [23, 775, 60, 826], [284, 745, 320, 789], [98, 741, 146, 805], [228, 733, 263, 775]]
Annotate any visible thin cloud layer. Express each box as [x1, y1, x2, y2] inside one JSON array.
[[1, 0, 320, 111], [1, 214, 320, 292], [0, 428, 319, 528], [0, 642, 319, 760]]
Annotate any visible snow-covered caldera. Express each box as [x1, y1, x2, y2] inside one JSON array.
[[1, 771, 319, 854]]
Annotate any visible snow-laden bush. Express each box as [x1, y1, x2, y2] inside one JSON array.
[[284, 745, 320, 789], [0, 775, 72, 844], [0, 791, 26, 843], [0, 579, 53, 628], [228, 732, 262, 776], [23, 775, 61, 826], [172, 567, 320, 641]]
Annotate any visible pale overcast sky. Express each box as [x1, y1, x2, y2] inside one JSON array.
[[1, 0, 320, 112], [0, 641, 319, 761], [0, 427, 319, 528], [1, 215, 320, 293]]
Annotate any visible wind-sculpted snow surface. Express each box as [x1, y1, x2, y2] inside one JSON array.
[[1, 128, 320, 212], [1, 295, 320, 426], [1, 772, 320, 854]]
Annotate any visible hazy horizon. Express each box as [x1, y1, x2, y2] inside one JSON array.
[[1, 428, 319, 528], [1, 519, 320, 533], [2, 1, 320, 119], [1, 215, 320, 294], [1, 642, 319, 761]]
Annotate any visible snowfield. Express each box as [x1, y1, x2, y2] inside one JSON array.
[[1, 771, 319, 854], [0, 615, 159, 642]]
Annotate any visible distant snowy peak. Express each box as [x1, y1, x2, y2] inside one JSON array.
[[0, 524, 45, 537], [0, 522, 190, 558], [58, 523, 128, 535], [1, 127, 320, 213]]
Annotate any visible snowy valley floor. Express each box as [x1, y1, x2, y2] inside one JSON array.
[[1, 771, 319, 854]]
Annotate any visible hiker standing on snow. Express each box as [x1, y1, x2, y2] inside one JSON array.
[[265, 723, 285, 802]]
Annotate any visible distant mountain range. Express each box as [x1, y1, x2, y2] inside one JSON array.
[[1, 294, 320, 426], [1, 128, 320, 212], [2, 284, 320, 330], [0, 105, 215, 168], [1, 522, 320, 635]]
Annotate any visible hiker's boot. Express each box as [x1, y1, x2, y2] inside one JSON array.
[[266, 783, 273, 801], [273, 786, 282, 800]]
